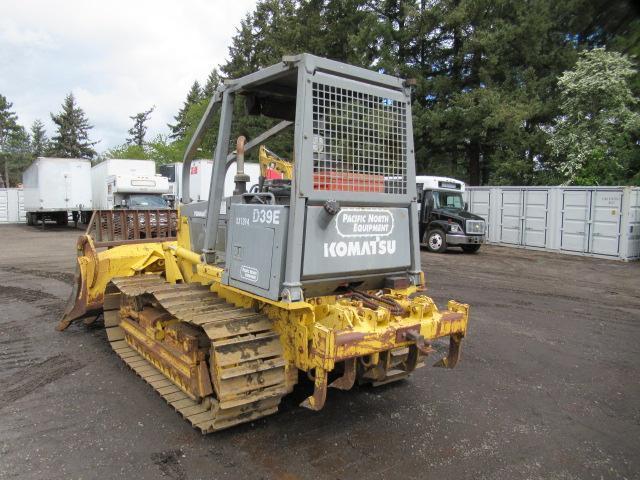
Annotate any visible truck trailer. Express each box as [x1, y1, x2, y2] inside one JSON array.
[[22, 157, 93, 227], [91, 159, 170, 210]]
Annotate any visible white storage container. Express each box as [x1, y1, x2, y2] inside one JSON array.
[[0, 188, 25, 223], [463, 186, 640, 261], [22, 157, 92, 213]]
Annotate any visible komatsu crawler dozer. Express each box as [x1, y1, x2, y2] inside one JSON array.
[[59, 54, 469, 432]]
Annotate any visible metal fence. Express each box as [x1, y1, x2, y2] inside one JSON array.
[[0, 189, 25, 224], [463, 186, 640, 261]]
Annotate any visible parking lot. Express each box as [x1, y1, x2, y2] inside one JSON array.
[[0, 223, 638, 480]]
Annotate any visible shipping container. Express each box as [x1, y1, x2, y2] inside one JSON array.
[[0, 188, 25, 223], [463, 186, 640, 261]]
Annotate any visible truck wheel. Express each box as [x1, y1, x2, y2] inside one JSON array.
[[461, 244, 481, 253], [426, 229, 447, 253], [26, 213, 33, 226]]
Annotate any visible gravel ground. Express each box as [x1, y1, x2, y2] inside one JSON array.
[[0, 223, 638, 480]]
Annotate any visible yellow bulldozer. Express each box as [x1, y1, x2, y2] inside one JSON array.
[[59, 54, 469, 432]]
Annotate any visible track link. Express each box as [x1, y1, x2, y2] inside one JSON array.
[[103, 274, 291, 433]]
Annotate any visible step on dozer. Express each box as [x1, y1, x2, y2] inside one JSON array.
[[59, 54, 469, 432]]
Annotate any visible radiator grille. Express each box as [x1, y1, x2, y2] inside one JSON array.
[[312, 82, 408, 194]]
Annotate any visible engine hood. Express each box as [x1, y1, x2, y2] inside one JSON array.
[[436, 207, 484, 222]]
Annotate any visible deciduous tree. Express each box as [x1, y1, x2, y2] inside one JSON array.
[[547, 48, 640, 185]]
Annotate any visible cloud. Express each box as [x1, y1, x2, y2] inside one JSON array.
[[0, 0, 257, 151]]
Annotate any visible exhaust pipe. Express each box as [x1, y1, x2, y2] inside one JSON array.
[[233, 136, 250, 195]]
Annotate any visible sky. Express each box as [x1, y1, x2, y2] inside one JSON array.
[[0, 0, 258, 152]]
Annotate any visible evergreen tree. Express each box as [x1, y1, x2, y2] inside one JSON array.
[[168, 81, 203, 140], [164, 0, 640, 186], [29, 119, 49, 158], [127, 106, 154, 147], [0, 94, 24, 187], [50, 93, 98, 159], [203, 69, 222, 98], [3, 126, 31, 186]]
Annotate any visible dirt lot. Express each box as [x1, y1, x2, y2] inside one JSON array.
[[0, 223, 638, 480]]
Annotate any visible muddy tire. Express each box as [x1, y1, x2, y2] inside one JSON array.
[[461, 244, 481, 253], [426, 229, 447, 253]]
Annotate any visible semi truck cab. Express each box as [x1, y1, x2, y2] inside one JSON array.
[[417, 175, 486, 253]]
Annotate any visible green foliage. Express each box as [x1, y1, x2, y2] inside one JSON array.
[[203, 69, 222, 98], [127, 107, 154, 147], [168, 81, 203, 140], [105, 0, 640, 187], [0, 94, 32, 186], [29, 119, 49, 158], [50, 93, 98, 159], [216, 0, 639, 185], [547, 48, 640, 185], [0, 125, 31, 187], [0, 94, 20, 149], [105, 134, 183, 166]]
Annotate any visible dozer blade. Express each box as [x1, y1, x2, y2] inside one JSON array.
[[57, 231, 169, 331], [57, 260, 91, 331]]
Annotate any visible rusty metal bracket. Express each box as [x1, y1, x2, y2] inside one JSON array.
[[329, 358, 356, 390], [397, 327, 435, 356]]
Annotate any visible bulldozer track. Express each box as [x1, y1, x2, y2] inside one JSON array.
[[103, 274, 289, 433]]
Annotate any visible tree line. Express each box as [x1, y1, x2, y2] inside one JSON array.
[[2, 0, 638, 187], [0, 93, 97, 187]]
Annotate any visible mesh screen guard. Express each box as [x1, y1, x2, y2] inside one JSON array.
[[311, 81, 408, 195]]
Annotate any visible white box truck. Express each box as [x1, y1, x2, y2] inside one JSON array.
[[159, 159, 260, 205], [91, 159, 170, 210], [22, 157, 93, 227]]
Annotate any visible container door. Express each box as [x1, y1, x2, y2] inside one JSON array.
[[468, 190, 491, 227], [17, 189, 25, 222], [7, 189, 19, 222], [0, 190, 8, 223], [561, 190, 590, 252], [626, 189, 640, 260], [500, 189, 522, 245], [589, 190, 622, 256], [523, 190, 548, 247]]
